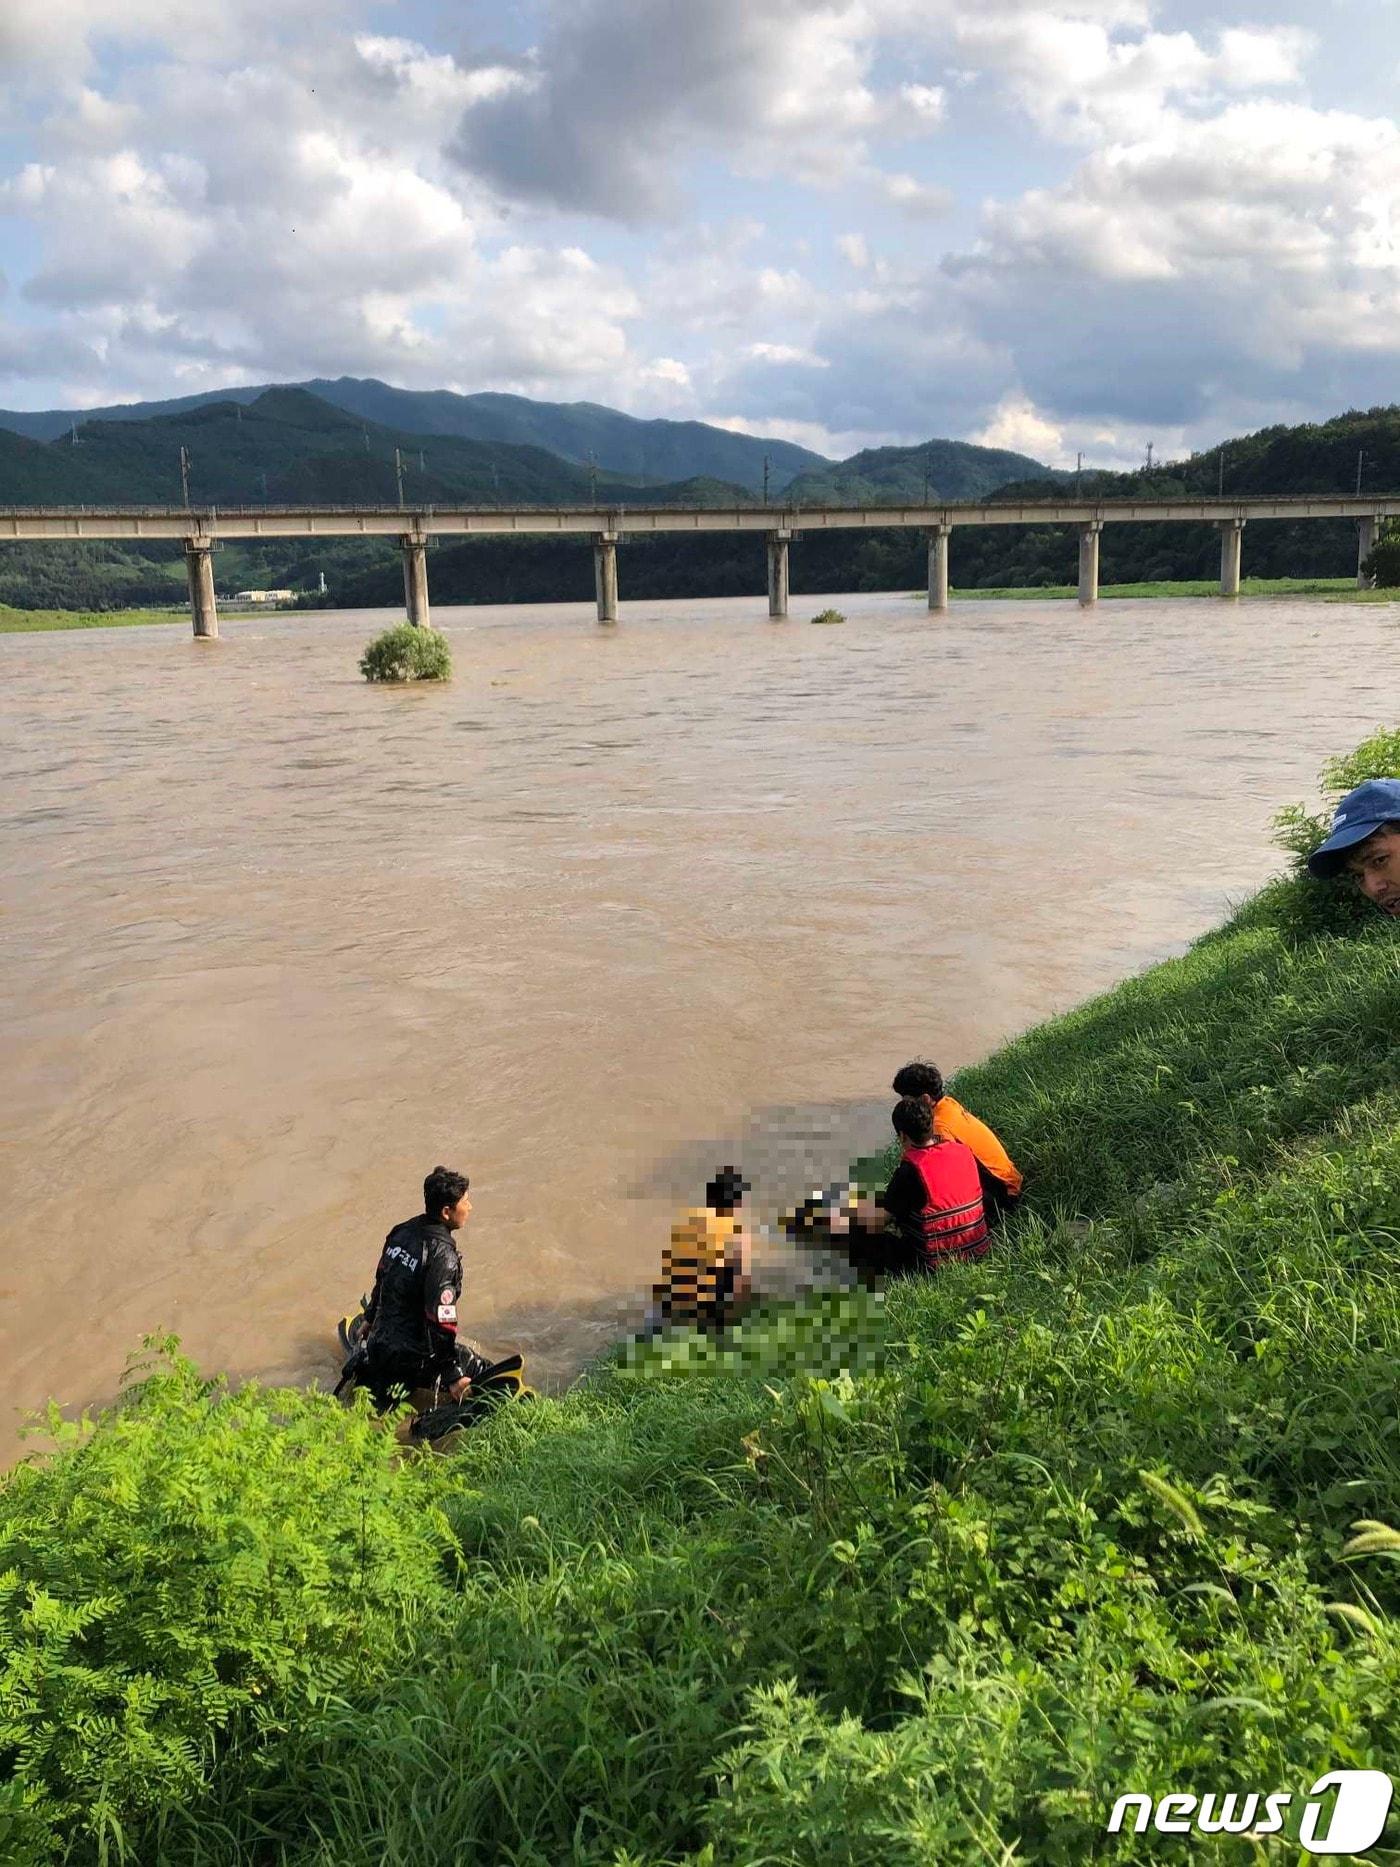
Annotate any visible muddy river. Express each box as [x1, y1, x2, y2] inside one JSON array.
[[1, 590, 1393, 1442]]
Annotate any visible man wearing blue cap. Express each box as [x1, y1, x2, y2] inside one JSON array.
[[1306, 778, 1400, 916]]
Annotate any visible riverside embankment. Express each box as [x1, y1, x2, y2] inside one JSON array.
[[2, 731, 1397, 1863]]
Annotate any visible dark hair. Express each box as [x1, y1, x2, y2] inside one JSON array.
[[891, 1096, 934, 1145], [892, 1059, 944, 1102], [424, 1165, 470, 1218], [706, 1165, 749, 1213]]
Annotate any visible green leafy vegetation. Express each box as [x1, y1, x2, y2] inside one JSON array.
[[2, 732, 1399, 1863], [358, 622, 452, 683], [1363, 519, 1400, 587], [0, 603, 183, 632], [808, 607, 846, 624]]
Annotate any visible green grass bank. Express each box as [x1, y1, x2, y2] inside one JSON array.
[[948, 576, 1385, 602], [0, 603, 184, 632], [2, 736, 1399, 1865]]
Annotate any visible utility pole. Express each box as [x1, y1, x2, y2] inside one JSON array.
[[1357, 448, 1365, 495], [1075, 450, 1082, 492], [763, 454, 771, 507], [588, 450, 598, 503], [179, 445, 191, 508], [394, 446, 405, 507], [1218, 450, 1226, 497], [1145, 441, 1154, 474]]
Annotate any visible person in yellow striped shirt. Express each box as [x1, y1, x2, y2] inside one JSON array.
[[647, 1166, 753, 1334], [892, 1060, 1023, 1221]]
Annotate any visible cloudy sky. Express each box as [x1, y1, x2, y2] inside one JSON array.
[[0, 0, 1396, 465]]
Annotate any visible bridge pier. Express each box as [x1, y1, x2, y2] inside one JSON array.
[[1219, 518, 1245, 598], [184, 539, 218, 639], [767, 530, 791, 618], [1358, 514, 1382, 588], [400, 536, 430, 627], [594, 532, 619, 623], [1077, 522, 1102, 606], [927, 525, 951, 612]]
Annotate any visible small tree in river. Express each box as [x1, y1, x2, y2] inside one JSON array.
[[359, 621, 451, 683]]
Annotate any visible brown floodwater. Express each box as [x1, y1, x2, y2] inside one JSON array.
[[1, 590, 1394, 1444]]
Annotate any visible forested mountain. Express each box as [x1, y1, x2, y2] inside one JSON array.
[[0, 387, 760, 510], [0, 376, 826, 494], [784, 438, 1054, 504]]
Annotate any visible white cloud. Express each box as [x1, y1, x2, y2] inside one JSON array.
[[836, 232, 869, 269], [0, 0, 348, 85], [971, 393, 1067, 463], [951, 16, 1311, 143], [748, 342, 829, 368], [879, 171, 953, 217], [898, 81, 946, 123], [706, 411, 896, 457]]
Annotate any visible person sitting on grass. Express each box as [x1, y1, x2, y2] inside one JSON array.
[[892, 1059, 1023, 1222], [647, 1166, 753, 1335], [1306, 777, 1400, 917], [854, 1096, 989, 1275]]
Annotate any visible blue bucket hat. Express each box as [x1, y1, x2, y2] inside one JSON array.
[[1306, 778, 1400, 879]]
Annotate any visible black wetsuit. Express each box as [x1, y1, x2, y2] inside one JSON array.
[[360, 1215, 491, 1405]]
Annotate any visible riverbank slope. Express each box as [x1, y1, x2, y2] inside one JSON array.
[[2, 732, 1398, 1865]]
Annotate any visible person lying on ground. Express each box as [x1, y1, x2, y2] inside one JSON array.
[[1306, 777, 1400, 917], [854, 1096, 990, 1274], [647, 1166, 753, 1334], [357, 1164, 495, 1409], [892, 1058, 1023, 1222]]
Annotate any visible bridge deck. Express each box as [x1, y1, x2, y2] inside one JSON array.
[[0, 495, 1393, 543]]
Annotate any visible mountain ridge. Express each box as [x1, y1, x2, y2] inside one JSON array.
[[0, 376, 830, 495]]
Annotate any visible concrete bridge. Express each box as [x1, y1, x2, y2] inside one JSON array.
[[0, 494, 1392, 637]]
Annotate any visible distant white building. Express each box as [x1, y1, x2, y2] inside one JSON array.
[[230, 589, 296, 604]]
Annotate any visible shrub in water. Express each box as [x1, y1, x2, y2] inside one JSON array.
[[359, 622, 451, 683], [809, 608, 846, 625]]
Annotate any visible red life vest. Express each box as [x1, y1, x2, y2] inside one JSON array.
[[900, 1139, 989, 1265]]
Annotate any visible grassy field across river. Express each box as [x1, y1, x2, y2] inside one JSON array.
[[0, 602, 185, 632], [1, 732, 1398, 1865], [951, 575, 1390, 601], [0, 603, 293, 632]]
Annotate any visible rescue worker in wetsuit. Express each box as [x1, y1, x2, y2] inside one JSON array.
[[359, 1165, 493, 1409]]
